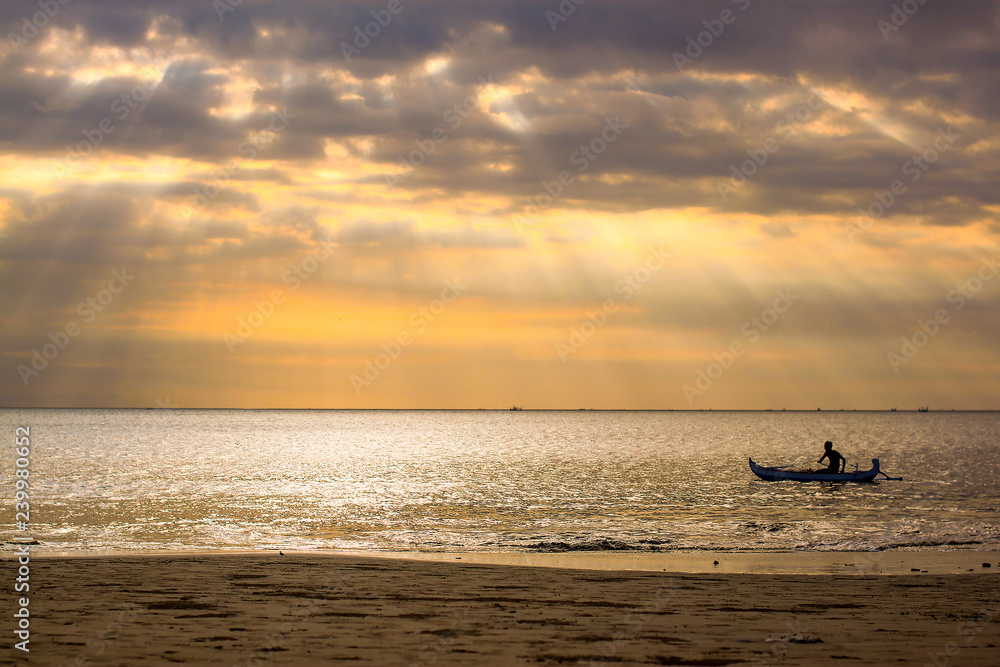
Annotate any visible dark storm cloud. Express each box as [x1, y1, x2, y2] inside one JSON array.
[[4, 1, 997, 88]]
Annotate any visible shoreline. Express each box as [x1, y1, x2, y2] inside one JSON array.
[[21, 552, 1000, 665], [9, 547, 1000, 575]]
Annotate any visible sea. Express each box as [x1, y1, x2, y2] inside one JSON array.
[[2, 409, 999, 554]]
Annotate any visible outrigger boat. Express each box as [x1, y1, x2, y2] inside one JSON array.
[[749, 457, 893, 483]]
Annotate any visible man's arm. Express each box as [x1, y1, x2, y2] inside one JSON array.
[[818, 453, 829, 464]]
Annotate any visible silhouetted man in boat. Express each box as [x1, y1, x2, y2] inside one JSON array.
[[817, 441, 845, 473]]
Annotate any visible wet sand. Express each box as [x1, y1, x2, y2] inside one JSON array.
[[13, 553, 1000, 665]]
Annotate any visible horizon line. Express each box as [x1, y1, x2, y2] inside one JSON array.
[[1, 407, 997, 412]]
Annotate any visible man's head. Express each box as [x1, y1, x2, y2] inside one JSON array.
[[824, 441, 833, 450]]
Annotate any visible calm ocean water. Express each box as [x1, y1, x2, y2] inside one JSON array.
[[2, 409, 998, 553]]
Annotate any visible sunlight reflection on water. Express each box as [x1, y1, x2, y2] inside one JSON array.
[[3, 409, 998, 552]]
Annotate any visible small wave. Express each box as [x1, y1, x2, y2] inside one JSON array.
[[879, 539, 983, 549], [739, 521, 792, 533], [1, 540, 43, 548], [525, 538, 670, 552]]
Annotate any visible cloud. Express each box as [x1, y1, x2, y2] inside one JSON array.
[[2, 0, 999, 408], [333, 220, 525, 249], [0, 1, 994, 225], [761, 222, 796, 238]]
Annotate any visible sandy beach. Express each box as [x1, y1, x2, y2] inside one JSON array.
[[9, 552, 1000, 666]]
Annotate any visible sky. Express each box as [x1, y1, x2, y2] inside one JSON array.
[[1, 0, 998, 409]]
